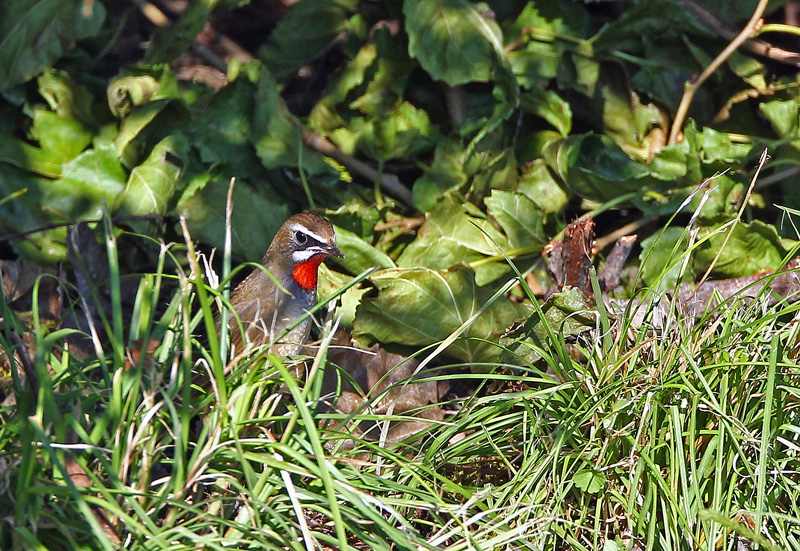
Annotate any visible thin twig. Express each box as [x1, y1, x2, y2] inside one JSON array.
[[302, 129, 414, 206], [669, 0, 771, 145], [595, 217, 656, 252], [0, 214, 167, 243], [682, 0, 800, 67]]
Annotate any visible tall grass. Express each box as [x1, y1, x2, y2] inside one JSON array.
[[1, 217, 800, 550]]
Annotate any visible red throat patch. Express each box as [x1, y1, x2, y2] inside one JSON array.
[[292, 255, 326, 291]]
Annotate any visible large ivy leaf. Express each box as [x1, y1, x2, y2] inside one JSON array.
[[484, 190, 546, 250], [404, 0, 504, 86], [396, 195, 512, 285], [0, 0, 105, 91], [639, 227, 690, 288], [259, 0, 359, 82], [694, 217, 792, 279], [331, 226, 396, 275], [640, 218, 794, 287], [353, 266, 529, 363], [113, 135, 188, 232]]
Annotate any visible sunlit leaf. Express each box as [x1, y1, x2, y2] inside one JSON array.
[[485, 190, 547, 250], [404, 0, 504, 86], [113, 135, 188, 231], [505, 0, 590, 88], [396, 195, 511, 285], [694, 216, 791, 279], [354, 266, 528, 363]]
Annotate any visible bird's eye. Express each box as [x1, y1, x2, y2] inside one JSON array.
[[294, 231, 308, 244]]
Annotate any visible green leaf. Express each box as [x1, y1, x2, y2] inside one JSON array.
[[599, 76, 667, 163], [505, 0, 590, 88], [114, 100, 173, 159], [37, 69, 100, 128], [0, 149, 126, 263], [544, 133, 693, 202], [404, 0, 504, 86], [639, 227, 690, 288], [485, 190, 546, 250], [146, 0, 221, 64], [0, 0, 105, 91], [516, 159, 569, 214], [500, 287, 596, 366], [520, 89, 572, 137], [107, 73, 169, 118], [332, 226, 396, 275], [185, 69, 258, 169], [760, 100, 800, 139], [318, 264, 367, 329], [177, 173, 290, 261], [574, 469, 606, 494], [466, 145, 518, 200], [396, 195, 512, 285], [0, 134, 65, 178], [249, 63, 333, 175], [694, 217, 790, 279], [308, 42, 379, 134], [543, 134, 648, 201], [353, 266, 528, 363], [259, 0, 359, 81], [324, 199, 388, 242], [636, 173, 745, 220], [113, 135, 188, 231], [412, 138, 469, 213], [30, 108, 92, 164], [337, 101, 438, 161], [56, 149, 127, 209]]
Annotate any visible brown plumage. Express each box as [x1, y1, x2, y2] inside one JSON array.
[[224, 213, 343, 356]]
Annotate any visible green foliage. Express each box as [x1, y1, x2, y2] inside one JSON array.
[[2, 0, 800, 548], [353, 265, 529, 362], [0, 0, 105, 91], [404, 0, 505, 86]]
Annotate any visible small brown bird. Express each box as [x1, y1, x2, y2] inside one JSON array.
[[225, 213, 343, 356]]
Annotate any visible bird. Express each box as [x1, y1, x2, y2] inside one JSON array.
[[223, 213, 343, 356]]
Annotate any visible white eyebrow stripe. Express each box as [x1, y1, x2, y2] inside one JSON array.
[[289, 224, 328, 243], [292, 247, 328, 263]]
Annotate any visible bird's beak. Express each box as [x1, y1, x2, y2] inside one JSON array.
[[328, 244, 345, 259]]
